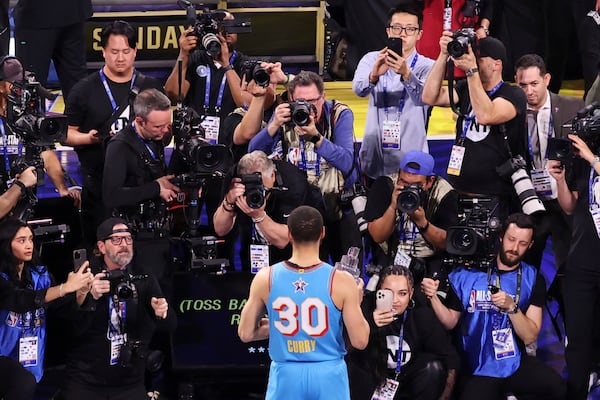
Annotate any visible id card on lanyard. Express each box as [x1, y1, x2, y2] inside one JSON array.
[[588, 167, 600, 239]]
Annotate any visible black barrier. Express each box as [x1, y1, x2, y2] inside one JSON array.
[[172, 271, 270, 370]]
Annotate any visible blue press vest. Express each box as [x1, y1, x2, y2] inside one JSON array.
[[0, 266, 51, 382], [448, 263, 537, 378], [267, 261, 346, 362]]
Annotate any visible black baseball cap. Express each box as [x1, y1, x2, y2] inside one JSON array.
[[478, 36, 507, 64], [96, 217, 130, 241]]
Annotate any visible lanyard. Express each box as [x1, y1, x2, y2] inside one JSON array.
[[397, 213, 417, 248], [133, 123, 157, 160], [383, 53, 419, 116], [99, 68, 137, 112], [394, 311, 408, 378], [460, 80, 504, 140], [204, 51, 237, 115]]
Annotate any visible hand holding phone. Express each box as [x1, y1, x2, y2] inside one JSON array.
[[73, 249, 87, 272], [386, 37, 403, 59], [376, 289, 394, 311]]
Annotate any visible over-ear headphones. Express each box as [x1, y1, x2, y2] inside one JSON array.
[[0, 55, 22, 82]]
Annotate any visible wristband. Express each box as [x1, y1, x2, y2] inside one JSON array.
[[12, 180, 27, 197], [282, 72, 290, 85], [418, 221, 430, 234], [310, 133, 322, 144], [252, 213, 266, 224], [222, 199, 235, 213], [59, 283, 64, 298], [222, 64, 234, 72]]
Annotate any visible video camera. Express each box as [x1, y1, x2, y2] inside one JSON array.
[[288, 100, 316, 127], [101, 269, 148, 301], [397, 184, 428, 214], [447, 28, 476, 58], [119, 339, 164, 373], [445, 196, 503, 269], [241, 172, 266, 209], [242, 60, 270, 88], [556, 101, 600, 159], [179, 2, 251, 57]]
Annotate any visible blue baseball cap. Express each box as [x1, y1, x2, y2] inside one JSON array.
[[399, 150, 435, 176]]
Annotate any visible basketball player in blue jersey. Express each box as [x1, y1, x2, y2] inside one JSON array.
[[239, 205, 369, 400]]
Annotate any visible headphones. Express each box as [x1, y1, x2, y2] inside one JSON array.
[[0, 55, 22, 82]]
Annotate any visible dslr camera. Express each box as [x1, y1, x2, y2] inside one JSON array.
[[496, 155, 545, 215], [119, 339, 164, 373], [288, 100, 316, 127], [447, 28, 476, 58], [397, 184, 428, 214], [243, 60, 270, 88], [101, 269, 148, 301], [184, 8, 251, 57], [241, 172, 266, 209]]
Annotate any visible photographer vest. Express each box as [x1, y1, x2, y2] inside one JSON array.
[[279, 100, 349, 221]]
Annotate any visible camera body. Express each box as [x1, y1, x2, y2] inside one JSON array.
[[397, 184, 428, 214], [243, 60, 270, 87], [569, 102, 600, 154], [496, 155, 545, 215], [188, 10, 252, 57], [445, 196, 503, 268], [547, 137, 574, 161], [119, 339, 164, 373], [241, 172, 266, 209], [6, 79, 67, 147], [447, 28, 476, 58], [9, 154, 44, 178], [101, 269, 148, 301], [288, 100, 316, 127]]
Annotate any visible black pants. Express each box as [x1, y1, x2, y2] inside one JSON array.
[[15, 22, 87, 99], [61, 382, 147, 400], [563, 267, 600, 399], [458, 355, 566, 400], [0, 356, 36, 400]]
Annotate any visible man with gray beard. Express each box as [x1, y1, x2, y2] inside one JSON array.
[[61, 217, 176, 400]]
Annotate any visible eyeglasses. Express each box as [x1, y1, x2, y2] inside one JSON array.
[[106, 235, 133, 245], [296, 96, 322, 104], [388, 25, 419, 35]]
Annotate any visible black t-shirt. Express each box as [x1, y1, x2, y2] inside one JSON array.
[[566, 157, 600, 271], [185, 49, 246, 135], [65, 71, 164, 182], [450, 80, 528, 197]]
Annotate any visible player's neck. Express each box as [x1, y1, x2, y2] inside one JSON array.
[[288, 246, 321, 268]]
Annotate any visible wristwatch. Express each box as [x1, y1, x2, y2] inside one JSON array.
[[466, 67, 479, 78], [310, 133, 322, 144], [222, 64, 234, 72], [507, 303, 519, 315]]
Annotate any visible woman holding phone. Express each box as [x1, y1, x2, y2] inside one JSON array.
[[0, 218, 92, 399], [347, 265, 460, 400]]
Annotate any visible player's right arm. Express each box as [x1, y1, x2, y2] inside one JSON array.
[[238, 266, 271, 342], [333, 271, 369, 350]]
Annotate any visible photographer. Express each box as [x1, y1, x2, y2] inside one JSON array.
[[61, 218, 176, 400], [420, 213, 566, 399], [64, 20, 164, 249], [352, 3, 434, 180], [103, 89, 180, 292], [213, 150, 324, 272], [364, 150, 457, 292], [0, 56, 80, 209], [548, 132, 600, 399], [422, 34, 528, 212], [249, 70, 360, 264]]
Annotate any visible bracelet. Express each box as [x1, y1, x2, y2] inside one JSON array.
[[252, 213, 266, 224], [222, 199, 235, 213], [59, 283, 64, 298], [282, 72, 290, 85], [591, 156, 600, 168], [12, 180, 27, 197], [222, 64, 234, 72], [418, 221, 430, 234]]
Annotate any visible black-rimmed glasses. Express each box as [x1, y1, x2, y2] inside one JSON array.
[[106, 235, 133, 245], [388, 25, 419, 35]]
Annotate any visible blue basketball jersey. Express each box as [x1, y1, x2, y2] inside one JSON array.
[[267, 261, 346, 363]]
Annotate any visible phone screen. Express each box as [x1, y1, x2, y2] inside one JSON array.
[[73, 249, 87, 272]]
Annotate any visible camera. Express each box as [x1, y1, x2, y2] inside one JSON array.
[[567, 101, 600, 154], [6, 78, 67, 147], [496, 155, 545, 215], [9, 154, 44, 178], [488, 284, 500, 294], [119, 339, 164, 373], [101, 269, 148, 301], [288, 100, 316, 127], [243, 60, 270, 88], [184, 8, 251, 57], [172, 106, 233, 179], [447, 28, 476, 58], [446, 195, 503, 267], [547, 137, 574, 161], [241, 172, 266, 209], [340, 183, 368, 233], [397, 184, 428, 214]]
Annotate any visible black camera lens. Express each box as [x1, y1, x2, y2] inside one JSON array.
[[397, 190, 420, 214], [252, 67, 270, 88]]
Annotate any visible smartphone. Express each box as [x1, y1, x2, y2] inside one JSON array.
[[386, 37, 403, 59], [73, 249, 87, 272], [376, 289, 394, 311]]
